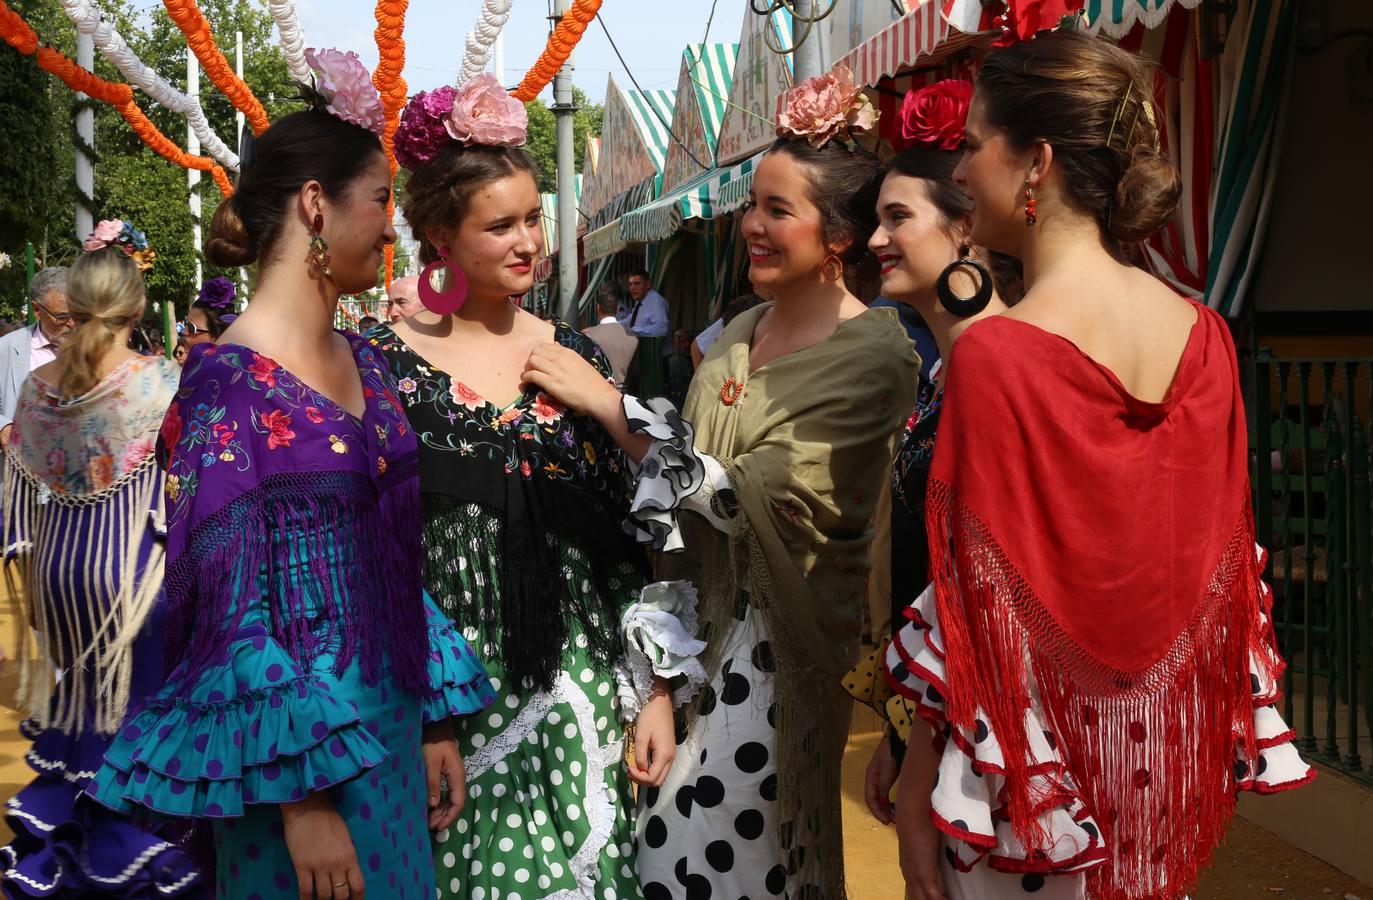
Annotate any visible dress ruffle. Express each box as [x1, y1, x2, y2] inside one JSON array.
[[420, 593, 497, 723], [86, 623, 387, 819], [615, 580, 708, 721], [885, 572, 1314, 877], [3, 722, 203, 898], [621, 396, 706, 551]]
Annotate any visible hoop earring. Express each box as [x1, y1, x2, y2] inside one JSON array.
[[418, 244, 468, 315], [1023, 181, 1038, 227], [820, 254, 845, 283], [306, 214, 332, 280], [936, 244, 993, 318]]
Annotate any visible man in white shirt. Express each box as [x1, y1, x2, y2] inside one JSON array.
[[584, 291, 638, 389], [1, 267, 72, 448], [386, 274, 423, 322], [616, 268, 670, 338]]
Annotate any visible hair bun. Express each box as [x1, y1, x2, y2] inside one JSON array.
[[205, 199, 258, 267], [1109, 144, 1181, 244]]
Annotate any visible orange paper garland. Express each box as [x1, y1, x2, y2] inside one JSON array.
[[162, 0, 270, 135], [511, 0, 602, 102], [373, 0, 407, 288], [1, 2, 231, 198]]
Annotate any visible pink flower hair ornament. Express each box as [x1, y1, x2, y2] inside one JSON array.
[[892, 79, 974, 153], [394, 74, 527, 171], [775, 65, 879, 150], [302, 48, 385, 136], [82, 219, 155, 271]]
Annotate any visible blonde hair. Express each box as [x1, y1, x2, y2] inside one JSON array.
[[59, 249, 145, 399]]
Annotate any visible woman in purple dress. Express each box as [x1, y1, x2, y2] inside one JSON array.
[[87, 49, 495, 900], [2, 243, 204, 897]]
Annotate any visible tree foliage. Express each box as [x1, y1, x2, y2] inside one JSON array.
[[523, 86, 604, 193]]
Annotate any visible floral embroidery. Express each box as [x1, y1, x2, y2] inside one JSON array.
[[398, 377, 418, 395], [306, 406, 325, 424], [329, 435, 349, 454], [892, 372, 942, 517], [167, 474, 182, 502], [261, 409, 295, 449], [451, 382, 484, 411], [377, 456, 388, 476], [247, 353, 278, 388]]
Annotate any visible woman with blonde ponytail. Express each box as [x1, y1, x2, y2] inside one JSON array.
[[1, 244, 205, 897]]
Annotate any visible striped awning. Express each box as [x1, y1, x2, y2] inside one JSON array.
[[583, 220, 629, 263], [839, 0, 986, 87], [620, 155, 760, 244], [623, 88, 677, 175], [942, 0, 1203, 39], [539, 174, 583, 258]]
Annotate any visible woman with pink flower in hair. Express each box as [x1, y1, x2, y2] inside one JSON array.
[[524, 65, 916, 899], [368, 74, 685, 900], [87, 49, 496, 900]]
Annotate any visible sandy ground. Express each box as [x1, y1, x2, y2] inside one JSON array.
[[0, 604, 1366, 898]]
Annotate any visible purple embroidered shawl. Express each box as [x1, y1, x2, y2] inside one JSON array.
[[159, 333, 428, 693]]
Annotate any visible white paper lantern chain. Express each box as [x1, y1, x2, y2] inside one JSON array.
[[267, 0, 310, 85], [59, 0, 239, 171], [458, 0, 514, 85]]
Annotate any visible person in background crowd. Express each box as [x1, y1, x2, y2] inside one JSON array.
[[665, 327, 694, 408], [1, 245, 205, 897], [524, 65, 916, 899], [689, 292, 764, 369], [172, 336, 189, 365], [182, 276, 234, 347], [838, 76, 1012, 835], [0, 320, 16, 338], [616, 266, 670, 338], [87, 51, 494, 900], [0, 266, 70, 448], [888, 30, 1312, 900], [357, 314, 380, 331], [386, 274, 423, 322], [584, 288, 638, 388], [374, 73, 686, 900]]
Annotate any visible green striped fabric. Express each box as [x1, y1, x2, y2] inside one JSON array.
[[685, 42, 738, 151], [539, 174, 582, 257], [1083, 0, 1202, 36], [619, 155, 759, 244], [622, 88, 677, 174]]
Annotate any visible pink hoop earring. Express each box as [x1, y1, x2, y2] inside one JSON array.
[[418, 245, 468, 315]]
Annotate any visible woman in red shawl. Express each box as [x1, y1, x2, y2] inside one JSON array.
[[888, 29, 1312, 900]]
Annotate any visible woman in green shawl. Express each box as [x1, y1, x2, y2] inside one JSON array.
[[523, 66, 917, 900]]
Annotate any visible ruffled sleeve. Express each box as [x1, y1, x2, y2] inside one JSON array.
[[614, 581, 708, 721], [420, 592, 497, 723], [620, 395, 732, 551], [86, 618, 386, 819]]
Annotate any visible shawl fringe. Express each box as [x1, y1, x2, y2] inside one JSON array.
[[927, 478, 1271, 900], [3, 453, 164, 735], [165, 463, 428, 696]]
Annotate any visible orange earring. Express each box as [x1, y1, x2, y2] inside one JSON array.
[[821, 254, 845, 283], [1024, 181, 1038, 227], [307, 213, 332, 279]]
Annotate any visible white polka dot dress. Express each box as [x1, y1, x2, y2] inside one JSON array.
[[886, 565, 1314, 897], [635, 605, 815, 899]]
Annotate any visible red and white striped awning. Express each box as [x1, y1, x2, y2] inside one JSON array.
[[837, 0, 987, 87]]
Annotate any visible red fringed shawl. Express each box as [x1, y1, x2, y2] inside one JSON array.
[[927, 303, 1276, 899]]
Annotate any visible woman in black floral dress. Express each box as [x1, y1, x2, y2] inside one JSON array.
[[370, 76, 693, 900]]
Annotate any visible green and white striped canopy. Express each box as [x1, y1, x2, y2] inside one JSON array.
[[619, 154, 759, 244], [623, 87, 677, 175], [685, 42, 737, 152]]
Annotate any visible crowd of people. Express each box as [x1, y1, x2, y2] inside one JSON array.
[[0, 25, 1312, 900]]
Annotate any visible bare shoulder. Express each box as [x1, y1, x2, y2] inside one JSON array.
[[516, 308, 556, 342]]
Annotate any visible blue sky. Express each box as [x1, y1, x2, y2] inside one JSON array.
[[135, 0, 730, 104]]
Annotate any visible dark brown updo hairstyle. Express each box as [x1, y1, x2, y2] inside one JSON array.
[[975, 29, 1181, 244], [205, 110, 385, 267], [885, 148, 1021, 298], [400, 144, 540, 264], [767, 137, 882, 266]]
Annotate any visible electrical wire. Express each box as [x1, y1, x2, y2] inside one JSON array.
[[596, 12, 708, 170], [749, 0, 838, 58]]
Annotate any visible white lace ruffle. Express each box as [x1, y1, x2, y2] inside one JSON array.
[[616, 581, 708, 722], [622, 396, 707, 551], [886, 565, 1315, 877]]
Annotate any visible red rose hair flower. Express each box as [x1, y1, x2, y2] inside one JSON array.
[[893, 79, 974, 153]]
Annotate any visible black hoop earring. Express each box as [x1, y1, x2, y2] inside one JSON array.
[[936, 245, 992, 318]]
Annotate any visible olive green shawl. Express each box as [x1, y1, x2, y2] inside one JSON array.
[[668, 303, 916, 897]]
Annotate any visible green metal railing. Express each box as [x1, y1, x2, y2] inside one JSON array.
[[1252, 354, 1373, 782]]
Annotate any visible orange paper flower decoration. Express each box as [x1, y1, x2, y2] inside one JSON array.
[[162, 0, 269, 134], [1, 2, 231, 197], [511, 0, 602, 102], [372, 0, 408, 288]]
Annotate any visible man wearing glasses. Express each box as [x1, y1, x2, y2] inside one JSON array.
[[0, 267, 72, 448]]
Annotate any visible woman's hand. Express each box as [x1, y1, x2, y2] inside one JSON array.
[[627, 677, 676, 786], [864, 732, 898, 825], [523, 343, 622, 422], [422, 720, 466, 831], [281, 792, 365, 898], [893, 724, 945, 900]]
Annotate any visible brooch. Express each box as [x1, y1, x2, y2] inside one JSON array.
[[720, 377, 744, 406]]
